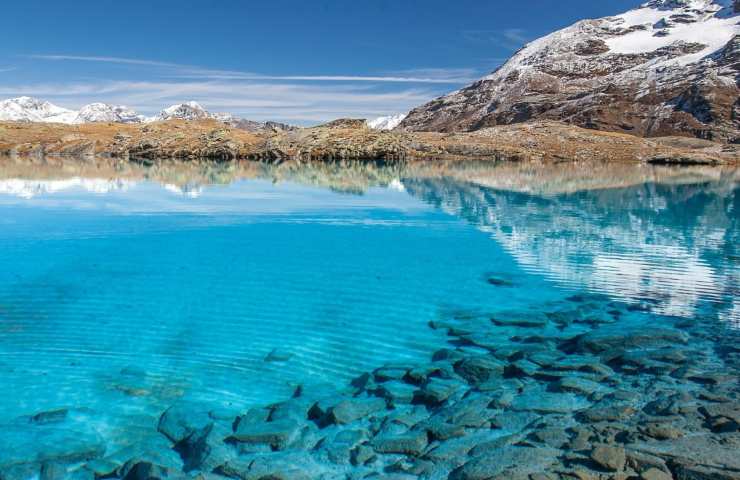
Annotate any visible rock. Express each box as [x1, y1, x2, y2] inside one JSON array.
[[375, 381, 418, 406], [573, 327, 688, 354], [264, 348, 293, 362], [553, 377, 602, 396], [590, 445, 626, 471], [372, 429, 428, 456], [491, 316, 547, 328], [157, 403, 214, 443], [642, 423, 684, 440], [454, 356, 506, 384], [351, 445, 376, 466], [324, 429, 367, 465], [176, 423, 233, 472], [231, 419, 301, 450], [0, 421, 105, 470], [579, 405, 636, 423], [506, 359, 540, 377], [30, 409, 69, 425], [530, 427, 571, 449], [700, 403, 740, 432], [450, 446, 560, 480], [416, 378, 463, 405], [374, 366, 410, 382], [329, 397, 387, 425], [640, 467, 673, 480], [425, 432, 500, 467], [628, 433, 740, 474], [120, 461, 185, 480], [217, 452, 317, 480], [511, 390, 590, 414], [269, 397, 316, 423], [490, 411, 540, 434]]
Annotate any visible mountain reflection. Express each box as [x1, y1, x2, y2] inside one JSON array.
[[403, 173, 739, 327], [1, 156, 738, 325]]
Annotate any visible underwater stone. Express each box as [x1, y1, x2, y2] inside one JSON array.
[[573, 327, 689, 353], [120, 461, 184, 480], [157, 403, 213, 444], [553, 376, 602, 396], [579, 404, 637, 423], [231, 418, 301, 450], [329, 397, 387, 425], [416, 378, 464, 405], [264, 348, 293, 363], [176, 423, 233, 472], [511, 390, 590, 414], [491, 316, 547, 328], [450, 446, 560, 480], [375, 381, 418, 406], [454, 356, 506, 385], [590, 445, 626, 472], [372, 429, 428, 456], [0, 422, 105, 470]]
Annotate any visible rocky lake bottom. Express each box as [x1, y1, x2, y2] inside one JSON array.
[[0, 157, 737, 480]]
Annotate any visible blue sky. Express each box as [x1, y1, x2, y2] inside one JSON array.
[[1, 0, 639, 124]]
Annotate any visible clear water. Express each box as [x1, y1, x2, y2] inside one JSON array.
[[0, 159, 737, 451]]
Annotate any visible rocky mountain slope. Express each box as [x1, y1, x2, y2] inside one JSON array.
[[400, 0, 740, 143]]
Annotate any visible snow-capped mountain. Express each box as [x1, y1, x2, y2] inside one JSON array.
[[0, 97, 297, 131], [368, 113, 407, 130], [0, 97, 78, 123], [401, 0, 739, 142], [152, 101, 211, 122], [0, 97, 143, 124], [75, 103, 145, 124]]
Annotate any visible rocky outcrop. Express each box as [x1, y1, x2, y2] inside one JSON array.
[[400, 0, 740, 143], [1, 118, 737, 164]]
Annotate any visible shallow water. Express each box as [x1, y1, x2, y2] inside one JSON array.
[[0, 158, 737, 471]]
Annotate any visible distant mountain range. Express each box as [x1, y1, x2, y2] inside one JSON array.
[[0, 97, 302, 133], [400, 0, 739, 142], [0, 96, 406, 133]]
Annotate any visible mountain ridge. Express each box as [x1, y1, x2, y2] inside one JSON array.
[[399, 0, 739, 143]]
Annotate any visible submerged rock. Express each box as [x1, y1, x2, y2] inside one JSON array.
[[231, 418, 301, 450], [450, 446, 561, 480]]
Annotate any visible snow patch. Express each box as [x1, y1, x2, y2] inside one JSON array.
[[368, 113, 407, 130]]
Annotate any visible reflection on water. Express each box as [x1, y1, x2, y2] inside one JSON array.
[[0, 156, 737, 428], [404, 175, 739, 327], [1, 156, 735, 327]]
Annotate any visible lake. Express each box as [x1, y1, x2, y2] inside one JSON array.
[[0, 157, 737, 479]]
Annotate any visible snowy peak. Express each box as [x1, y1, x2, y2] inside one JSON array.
[[0, 97, 77, 123], [153, 101, 211, 122], [76, 103, 144, 124], [368, 113, 407, 130]]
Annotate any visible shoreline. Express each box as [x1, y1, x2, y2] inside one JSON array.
[[1, 119, 737, 166]]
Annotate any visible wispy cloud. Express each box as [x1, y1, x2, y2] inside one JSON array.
[[28, 54, 472, 84], [0, 66, 17, 73], [462, 28, 531, 49], [27, 55, 183, 68]]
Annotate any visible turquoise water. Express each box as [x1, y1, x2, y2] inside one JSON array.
[[0, 161, 737, 458]]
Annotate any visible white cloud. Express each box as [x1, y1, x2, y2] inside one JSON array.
[[28, 54, 472, 84]]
